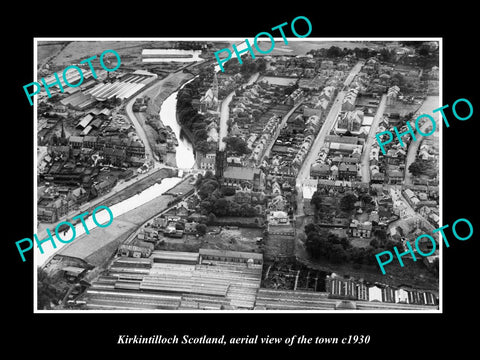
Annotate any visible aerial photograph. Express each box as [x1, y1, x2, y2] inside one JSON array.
[[34, 38, 440, 311]]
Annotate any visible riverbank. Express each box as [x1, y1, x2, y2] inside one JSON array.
[[37, 166, 177, 235], [42, 176, 195, 270], [130, 72, 195, 160]]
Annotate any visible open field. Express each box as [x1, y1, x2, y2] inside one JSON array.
[[222, 40, 382, 57], [37, 42, 69, 68], [160, 227, 263, 254], [260, 76, 297, 86], [42, 41, 180, 68], [385, 101, 422, 116]]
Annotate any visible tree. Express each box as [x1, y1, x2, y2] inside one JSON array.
[[408, 160, 433, 177], [418, 46, 430, 56], [195, 173, 204, 187], [196, 140, 212, 154], [221, 186, 236, 196], [329, 243, 348, 263], [360, 194, 373, 206], [223, 136, 251, 155], [198, 179, 219, 200], [240, 204, 257, 217], [304, 223, 317, 235], [196, 223, 207, 236], [213, 198, 230, 216], [340, 193, 357, 212], [379, 48, 395, 62], [310, 190, 322, 210], [37, 268, 59, 310], [204, 170, 215, 179], [305, 232, 325, 259], [326, 46, 343, 58], [199, 199, 215, 214], [193, 128, 208, 142]]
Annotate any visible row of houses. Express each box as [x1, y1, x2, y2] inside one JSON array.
[[326, 275, 438, 306], [310, 135, 363, 181]]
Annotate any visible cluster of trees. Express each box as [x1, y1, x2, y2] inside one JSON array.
[[196, 223, 207, 236], [305, 224, 352, 264], [304, 224, 401, 267], [177, 90, 208, 143], [223, 136, 251, 155], [307, 44, 438, 69], [340, 193, 358, 212], [195, 171, 257, 217], [177, 67, 216, 152], [223, 56, 267, 76], [37, 268, 60, 310], [408, 159, 437, 178], [339, 192, 375, 213], [310, 191, 375, 221], [307, 46, 380, 60], [172, 41, 205, 50]]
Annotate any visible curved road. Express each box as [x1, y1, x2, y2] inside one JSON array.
[[126, 94, 157, 162], [404, 96, 440, 185], [218, 72, 259, 151]]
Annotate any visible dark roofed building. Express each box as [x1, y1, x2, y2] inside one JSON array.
[[325, 135, 359, 145], [103, 148, 127, 166], [310, 163, 331, 178], [68, 136, 83, 149], [199, 248, 263, 266], [222, 166, 264, 191], [83, 136, 97, 148]]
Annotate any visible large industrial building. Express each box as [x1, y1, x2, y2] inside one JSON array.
[[84, 249, 263, 310], [81, 248, 438, 311]]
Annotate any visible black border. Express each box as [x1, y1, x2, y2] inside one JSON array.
[[6, 5, 478, 356]]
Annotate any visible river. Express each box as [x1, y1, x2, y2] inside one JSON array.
[[159, 78, 196, 169], [36, 82, 196, 267]]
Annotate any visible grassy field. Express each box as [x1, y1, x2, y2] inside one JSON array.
[[46, 41, 173, 68], [37, 42, 68, 66], [160, 226, 263, 254], [260, 76, 297, 86], [221, 39, 381, 57]]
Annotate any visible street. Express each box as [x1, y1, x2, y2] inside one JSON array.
[[125, 81, 161, 163], [218, 91, 234, 151], [360, 94, 387, 183], [260, 99, 305, 163], [218, 72, 259, 151], [295, 60, 365, 187], [295, 90, 345, 187], [404, 95, 440, 185]]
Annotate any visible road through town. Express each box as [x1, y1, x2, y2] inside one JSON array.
[[218, 72, 259, 151], [404, 96, 440, 185], [295, 60, 365, 188], [360, 94, 387, 183], [295, 91, 345, 187]]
